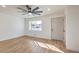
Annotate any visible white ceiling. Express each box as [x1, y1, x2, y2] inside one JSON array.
[[0, 5, 65, 18]]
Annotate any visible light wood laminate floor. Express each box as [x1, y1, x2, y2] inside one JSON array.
[[0, 36, 75, 53]]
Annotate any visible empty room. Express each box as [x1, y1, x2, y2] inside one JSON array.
[[0, 5, 79, 53]]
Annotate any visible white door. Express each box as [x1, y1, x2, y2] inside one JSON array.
[[51, 17, 64, 40]]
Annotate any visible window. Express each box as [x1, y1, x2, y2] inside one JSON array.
[[29, 20, 42, 31]]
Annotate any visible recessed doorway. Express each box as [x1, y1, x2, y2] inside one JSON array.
[[51, 17, 65, 41]]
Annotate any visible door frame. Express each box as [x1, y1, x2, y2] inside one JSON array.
[[51, 16, 65, 41]]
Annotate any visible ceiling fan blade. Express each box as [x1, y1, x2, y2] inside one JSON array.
[[35, 13, 40, 15], [17, 7, 27, 12], [22, 12, 28, 15], [32, 7, 39, 12], [17, 10, 27, 13], [33, 13, 41, 15], [17, 11, 23, 12], [26, 5, 31, 10], [26, 5, 31, 12], [22, 13, 26, 15], [33, 11, 43, 13]]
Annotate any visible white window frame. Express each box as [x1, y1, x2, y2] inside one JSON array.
[[29, 20, 42, 31]]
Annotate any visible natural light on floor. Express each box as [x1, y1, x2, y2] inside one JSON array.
[[33, 41, 64, 53]]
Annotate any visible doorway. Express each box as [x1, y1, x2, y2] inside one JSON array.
[[51, 17, 64, 41]]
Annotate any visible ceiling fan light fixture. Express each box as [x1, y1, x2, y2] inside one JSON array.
[[47, 8, 51, 11], [28, 13, 32, 15]]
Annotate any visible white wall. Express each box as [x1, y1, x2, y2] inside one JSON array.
[[66, 6, 79, 52], [25, 13, 64, 39], [0, 13, 24, 41], [25, 15, 52, 39], [0, 10, 64, 41]]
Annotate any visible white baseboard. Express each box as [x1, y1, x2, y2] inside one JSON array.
[[25, 34, 51, 40], [0, 34, 24, 41], [0, 34, 51, 41]]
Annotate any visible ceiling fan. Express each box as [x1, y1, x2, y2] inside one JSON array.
[[17, 5, 43, 15]]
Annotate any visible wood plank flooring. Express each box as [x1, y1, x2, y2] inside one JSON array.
[[0, 36, 75, 53]]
